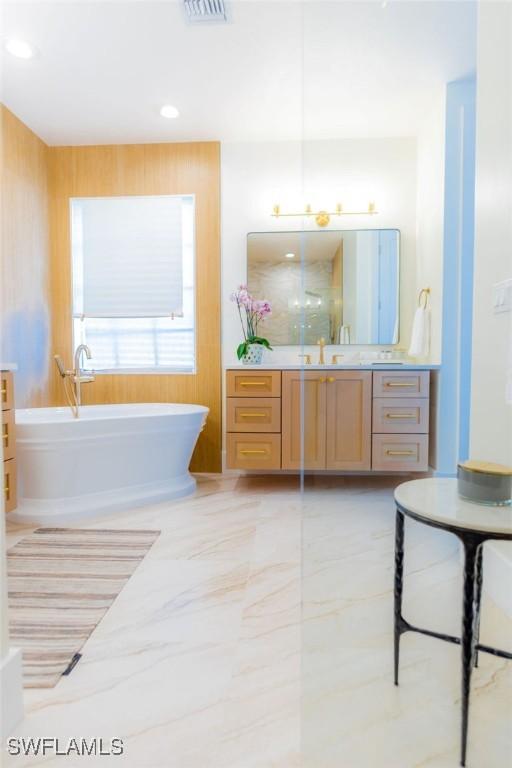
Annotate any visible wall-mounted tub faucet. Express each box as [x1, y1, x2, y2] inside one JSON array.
[[54, 345, 95, 417]]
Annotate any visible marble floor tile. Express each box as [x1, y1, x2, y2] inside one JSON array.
[[5, 474, 512, 768]]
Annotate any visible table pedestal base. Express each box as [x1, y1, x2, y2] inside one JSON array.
[[394, 509, 512, 767]]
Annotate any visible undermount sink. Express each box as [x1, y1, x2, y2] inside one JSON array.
[[358, 360, 405, 365]]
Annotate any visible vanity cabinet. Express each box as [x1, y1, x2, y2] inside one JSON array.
[[226, 370, 282, 471], [2, 370, 17, 513], [226, 370, 281, 398], [281, 371, 327, 470], [326, 372, 372, 470], [225, 367, 431, 474], [226, 433, 282, 470], [373, 371, 429, 398], [281, 370, 371, 471], [227, 397, 281, 433], [371, 371, 430, 471]]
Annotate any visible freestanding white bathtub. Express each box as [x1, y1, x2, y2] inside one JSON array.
[[10, 403, 208, 525]]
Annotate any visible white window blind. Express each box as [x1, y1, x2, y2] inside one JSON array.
[[71, 195, 184, 318], [71, 194, 195, 373]]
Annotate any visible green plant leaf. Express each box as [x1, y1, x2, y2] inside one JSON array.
[[250, 336, 273, 350], [237, 342, 248, 360]]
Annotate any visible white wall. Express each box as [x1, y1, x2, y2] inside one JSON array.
[[471, 2, 512, 465], [472, 1, 512, 616], [221, 137, 418, 367], [416, 91, 447, 364]]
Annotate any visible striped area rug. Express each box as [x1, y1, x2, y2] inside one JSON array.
[[7, 527, 160, 688]]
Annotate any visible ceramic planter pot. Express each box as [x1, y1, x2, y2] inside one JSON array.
[[241, 344, 264, 365]]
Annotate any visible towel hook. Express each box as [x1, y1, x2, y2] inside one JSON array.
[[418, 287, 430, 309]]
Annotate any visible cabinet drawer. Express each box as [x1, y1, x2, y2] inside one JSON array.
[[1, 371, 13, 410], [4, 458, 17, 513], [372, 434, 428, 472], [227, 398, 281, 433], [372, 398, 429, 434], [226, 370, 281, 398], [373, 371, 429, 398], [227, 433, 281, 470], [1, 408, 16, 460]]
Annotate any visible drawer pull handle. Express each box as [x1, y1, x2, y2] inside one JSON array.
[[319, 377, 326, 383], [1, 386, 7, 400], [240, 412, 266, 418], [4, 479, 10, 500], [327, 377, 335, 383], [240, 381, 267, 387], [385, 450, 416, 456], [386, 413, 415, 419], [2, 423, 8, 446], [240, 449, 267, 455], [385, 382, 417, 388]]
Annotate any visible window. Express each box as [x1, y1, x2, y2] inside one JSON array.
[[71, 194, 195, 373]]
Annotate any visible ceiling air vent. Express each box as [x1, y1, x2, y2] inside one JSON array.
[[183, 0, 228, 23]]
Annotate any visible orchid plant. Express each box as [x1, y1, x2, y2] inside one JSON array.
[[230, 285, 273, 360]]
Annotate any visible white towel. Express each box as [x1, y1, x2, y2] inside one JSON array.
[[408, 307, 430, 358]]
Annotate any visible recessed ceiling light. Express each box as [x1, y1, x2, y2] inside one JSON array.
[[160, 104, 180, 119], [285, 252, 295, 259], [5, 38, 36, 59]]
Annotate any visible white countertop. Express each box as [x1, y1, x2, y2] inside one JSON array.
[[226, 363, 440, 371], [0, 363, 18, 371], [395, 478, 512, 535]]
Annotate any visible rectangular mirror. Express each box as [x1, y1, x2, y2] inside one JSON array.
[[247, 229, 400, 346]]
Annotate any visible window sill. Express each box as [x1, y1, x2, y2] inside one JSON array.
[[88, 368, 196, 375]]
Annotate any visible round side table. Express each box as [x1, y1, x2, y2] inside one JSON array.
[[393, 478, 512, 767]]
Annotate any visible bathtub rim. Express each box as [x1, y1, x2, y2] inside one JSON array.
[[15, 402, 209, 426]]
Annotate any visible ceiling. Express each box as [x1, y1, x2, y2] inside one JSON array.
[[0, 0, 477, 146]]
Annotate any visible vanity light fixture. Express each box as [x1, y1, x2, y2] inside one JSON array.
[[5, 38, 37, 59], [285, 252, 295, 259], [160, 104, 180, 119], [271, 201, 378, 228]]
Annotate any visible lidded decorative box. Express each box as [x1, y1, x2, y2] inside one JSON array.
[[457, 460, 512, 506]]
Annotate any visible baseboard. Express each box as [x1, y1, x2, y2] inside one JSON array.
[[0, 647, 24, 738], [484, 542, 512, 618]]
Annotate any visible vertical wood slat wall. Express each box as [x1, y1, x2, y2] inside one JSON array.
[[1, 104, 222, 472], [0, 106, 51, 409], [48, 143, 222, 472]]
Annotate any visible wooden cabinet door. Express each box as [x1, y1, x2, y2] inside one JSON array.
[[282, 371, 327, 470], [326, 371, 372, 470]]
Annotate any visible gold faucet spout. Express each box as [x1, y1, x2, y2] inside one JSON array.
[[317, 337, 326, 365]]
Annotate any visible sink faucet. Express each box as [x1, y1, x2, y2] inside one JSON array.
[[317, 337, 326, 365], [54, 344, 95, 417]]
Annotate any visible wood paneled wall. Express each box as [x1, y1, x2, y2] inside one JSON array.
[[0, 106, 51, 408], [47, 142, 222, 472]]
